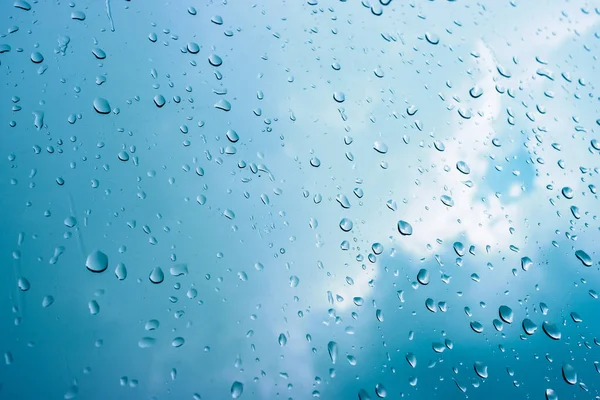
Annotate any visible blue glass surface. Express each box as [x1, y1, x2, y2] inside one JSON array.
[[1, 1, 599, 399]]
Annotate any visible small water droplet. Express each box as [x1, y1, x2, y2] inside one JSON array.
[[456, 161, 470, 174], [278, 333, 287, 346], [92, 47, 106, 59], [425, 32, 439, 45], [115, 263, 127, 280], [30, 51, 43, 63]]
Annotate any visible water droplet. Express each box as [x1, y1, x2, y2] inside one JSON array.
[[456, 161, 470, 174], [417, 269, 430, 285], [336, 194, 351, 209], [17, 277, 30, 291], [92, 47, 106, 59], [14, 0, 32, 11], [521, 256, 533, 271], [440, 195, 454, 207], [93, 97, 111, 114], [88, 300, 100, 315], [71, 11, 86, 20], [310, 157, 321, 167], [152, 94, 166, 108], [397, 220, 413, 236], [542, 322, 561, 340], [545, 388, 558, 400], [64, 216, 77, 227], [42, 295, 54, 307], [406, 352, 417, 368], [278, 333, 287, 346], [375, 383, 387, 398], [290, 275, 299, 288], [327, 341, 338, 364], [375, 309, 384, 322], [208, 54, 223, 66], [115, 263, 127, 280], [562, 363, 577, 385], [575, 250, 592, 266], [522, 318, 537, 335], [469, 86, 483, 98], [226, 129, 239, 143], [498, 305, 513, 324], [187, 42, 200, 53], [339, 218, 353, 232], [172, 337, 185, 347], [333, 92, 345, 103], [453, 241, 465, 256], [214, 99, 231, 111], [373, 141, 388, 154], [211, 15, 224, 25], [470, 321, 484, 333], [474, 361, 488, 379], [30, 51, 43, 63], [149, 267, 164, 284], [561, 186, 573, 199], [86, 250, 108, 273], [570, 312, 582, 323], [425, 32, 439, 45]]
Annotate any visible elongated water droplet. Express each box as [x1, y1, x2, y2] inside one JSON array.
[[327, 341, 338, 364], [575, 249, 592, 266], [521, 256, 533, 271], [522, 318, 537, 335], [278, 333, 287, 346], [499, 305, 513, 324], [417, 269, 429, 285], [562, 363, 577, 385], [115, 263, 127, 280]]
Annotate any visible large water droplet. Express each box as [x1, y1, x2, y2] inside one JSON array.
[[214, 99, 231, 111], [86, 250, 108, 273], [417, 269, 430, 285], [153, 94, 166, 108], [542, 322, 561, 340], [30, 51, 44, 63], [231, 381, 244, 398], [149, 267, 164, 284], [561, 363, 577, 385], [406, 352, 417, 368], [93, 97, 111, 114], [498, 305, 513, 324], [522, 318, 537, 335], [545, 389, 558, 400], [92, 47, 106, 59], [456, 161, 470, 174], [425, 32, 439, 45], [474, 361, 488, 379], [373, 141, 388, 154], [208, 54, 223, 66], [440, 195, 454, 207], [397, 220, 413, 236], [375, 383, 387, 398], [339, 218, 353, 232], [575, 249, 592, 266], [521, 256, 533, 271]]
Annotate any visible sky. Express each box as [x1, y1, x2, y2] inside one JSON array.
[[0, 0, 599, 399]]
